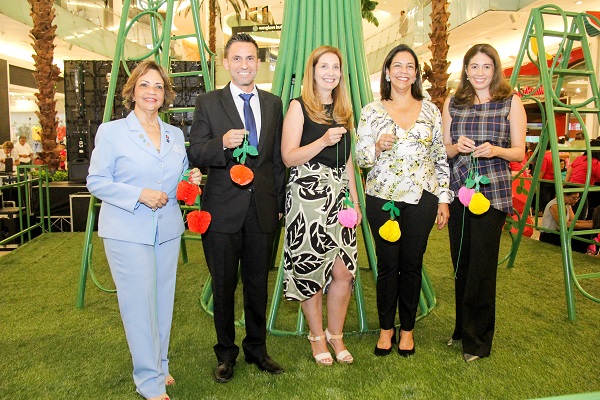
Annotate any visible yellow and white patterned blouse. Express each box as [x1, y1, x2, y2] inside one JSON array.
[[355, 99, 452, 204]]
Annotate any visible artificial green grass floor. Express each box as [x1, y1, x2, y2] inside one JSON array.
[[1, 228, 599, 399]]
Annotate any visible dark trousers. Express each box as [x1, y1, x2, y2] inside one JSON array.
[[448, 201, 507, 357], [366, 191, 438, 332], [202, 194, 275, 363]]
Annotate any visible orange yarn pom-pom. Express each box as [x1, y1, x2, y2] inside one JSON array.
[[230, 164, 254, 186]]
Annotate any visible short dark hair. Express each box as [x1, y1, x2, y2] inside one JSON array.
[[379, 44, 424, 101], [224, 33, 258, 58]]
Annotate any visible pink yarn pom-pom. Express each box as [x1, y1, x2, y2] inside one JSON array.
[[458, 186, 475, 207], [338, 207, 358, 228]]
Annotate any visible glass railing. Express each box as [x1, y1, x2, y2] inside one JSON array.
[[364, 0, 532, 75], [53, 0, 154, 49]]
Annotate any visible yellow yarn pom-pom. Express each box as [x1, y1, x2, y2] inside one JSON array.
[[379, 219, 401, 242], [468, 192, 491, 215]]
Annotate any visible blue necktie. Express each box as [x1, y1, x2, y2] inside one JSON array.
[[239, 93, 258, 148]]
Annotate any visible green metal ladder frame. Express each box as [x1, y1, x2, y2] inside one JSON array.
[[505, 4, 600, 320], [265, 0, 436, 336], [76, 0, 214, 308]]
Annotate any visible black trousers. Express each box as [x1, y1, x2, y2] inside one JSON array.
[[202, 194, 275, 363], [366, 191, 438, 332], [448, 201, 507, 357]]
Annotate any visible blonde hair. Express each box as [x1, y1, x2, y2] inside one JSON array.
[[121, 60, 175, 112], [301, 46, 354, 131]]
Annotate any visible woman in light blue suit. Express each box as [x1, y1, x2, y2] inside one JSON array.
[[87, 60, 201, 400]]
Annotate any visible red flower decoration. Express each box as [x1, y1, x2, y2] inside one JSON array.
[[176, 180, 201, 205], [187, 210, 211, 234]]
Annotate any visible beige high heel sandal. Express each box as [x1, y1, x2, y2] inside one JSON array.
[[307, 333, 334, 366], [325, 329, 353, 364]]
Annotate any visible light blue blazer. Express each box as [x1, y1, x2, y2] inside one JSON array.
[[87, 111, 188, 245]]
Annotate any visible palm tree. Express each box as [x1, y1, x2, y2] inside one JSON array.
[[204, 0, 249, 53], [28, 0, 60, 171], [361, 0, 379, 27], [423, 0, 450, 110]]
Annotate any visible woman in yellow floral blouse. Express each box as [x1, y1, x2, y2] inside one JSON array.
[[356, 44, 451, 357]]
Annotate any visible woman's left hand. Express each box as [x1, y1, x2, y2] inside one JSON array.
[[189, 168, 202, 185], [436, 203, 449, 230], [472, 142, 498, 158], [355, 205, 363, 227]]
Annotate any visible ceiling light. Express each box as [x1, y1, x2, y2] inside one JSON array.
[[575, 1, 583, 4]]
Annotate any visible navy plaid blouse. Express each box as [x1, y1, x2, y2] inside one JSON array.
[[448, 96, 513, 214]]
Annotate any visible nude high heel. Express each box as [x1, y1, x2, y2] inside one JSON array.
[[325, 329, 353, 364], [307, 333, 334, 366]]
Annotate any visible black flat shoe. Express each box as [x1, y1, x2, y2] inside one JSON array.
[[374, 327, 396, 357], [398, 347, 415, 357], [213, 361, 234, 383], [245, 355, 284, 374]]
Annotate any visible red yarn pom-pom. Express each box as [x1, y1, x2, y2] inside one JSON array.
[[176, 180, 201, 206], [187, 210, 211, 234]]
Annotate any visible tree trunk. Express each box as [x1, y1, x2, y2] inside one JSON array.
[[425, 0, 450, 110], [209, 1, 216, 54], [28, 0, 61, 171]]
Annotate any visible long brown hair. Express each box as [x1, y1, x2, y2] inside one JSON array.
[[301, 46, 353, 131], [122, 60, 175, 112], [453, 43, 513, 108]]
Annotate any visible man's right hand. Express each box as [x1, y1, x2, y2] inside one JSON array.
[[223, 129, 247, 149]]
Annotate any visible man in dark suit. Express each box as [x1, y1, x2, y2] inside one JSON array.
[[188, 33, 285, 383]]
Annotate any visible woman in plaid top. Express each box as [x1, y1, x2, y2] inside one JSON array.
[[442, 44, 526, 362]]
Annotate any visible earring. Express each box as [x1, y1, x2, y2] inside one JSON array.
[[385, 75, 390, 82], [466, 77, 469, 81]]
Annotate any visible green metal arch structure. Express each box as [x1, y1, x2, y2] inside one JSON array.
[[505, 4, 600, 320]]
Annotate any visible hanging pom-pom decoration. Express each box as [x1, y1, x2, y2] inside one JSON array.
[[468, 192, 490, 215], [460, 155, 491, 215], [379, 200, 401, 242], [176, 180, 202, 206], [458, 186, 475, 207], [338, 191, 358, 228], [230, 164, 254, 186], [187, 210, 212, 234], [230, 130, 258, 186]]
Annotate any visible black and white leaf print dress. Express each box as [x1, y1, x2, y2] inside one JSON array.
[[282, 99, 357, 301]]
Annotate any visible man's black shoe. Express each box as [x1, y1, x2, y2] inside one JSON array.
[[245, 355, 284, 374], [213, 361, 234, 383]]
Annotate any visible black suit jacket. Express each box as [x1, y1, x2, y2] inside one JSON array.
[[188, 83, 285, 234]]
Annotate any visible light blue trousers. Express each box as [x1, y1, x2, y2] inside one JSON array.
[[104, 236, 180, 398]]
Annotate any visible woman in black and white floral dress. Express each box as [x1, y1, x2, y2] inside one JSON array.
[[281, 46, 360, 366]]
